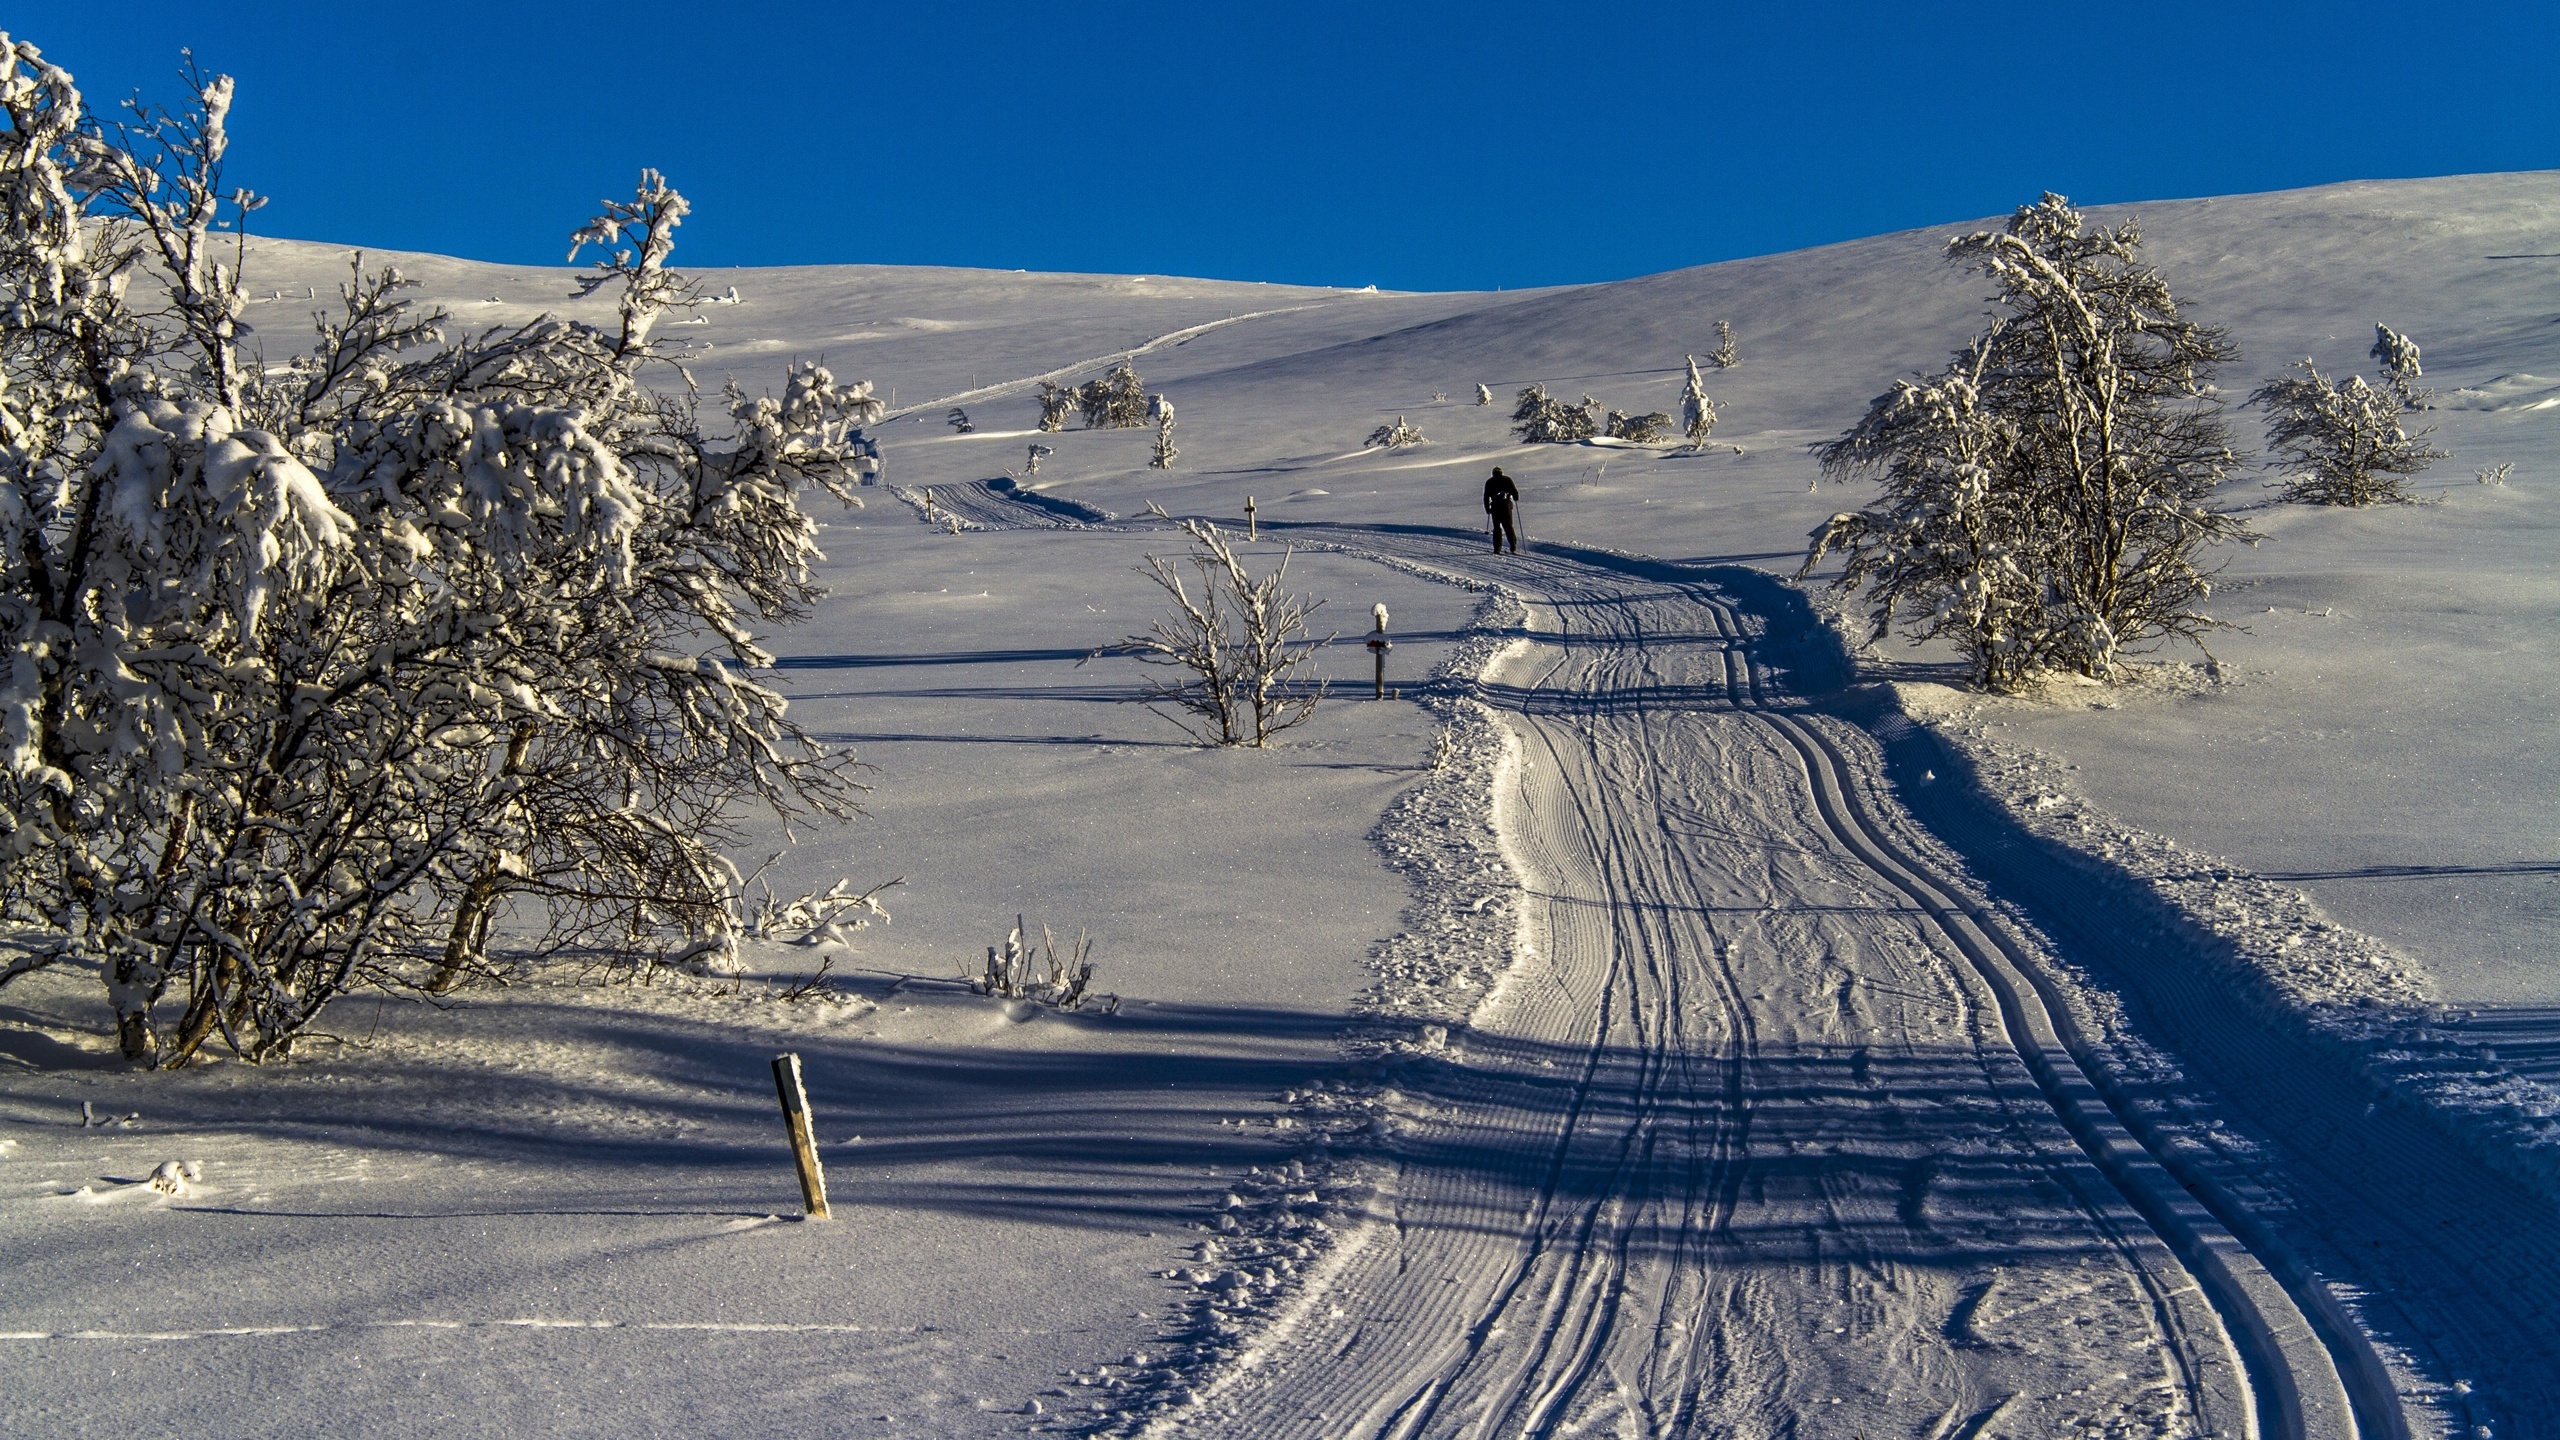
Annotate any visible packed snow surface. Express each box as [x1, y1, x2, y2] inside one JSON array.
[[6, 173, 2558, 1439]]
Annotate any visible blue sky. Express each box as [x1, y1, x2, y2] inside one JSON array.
[[33, 2, 2560, 292]]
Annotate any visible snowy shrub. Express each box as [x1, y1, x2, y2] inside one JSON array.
[[1712, 319, 1739, 369], [1806, 193, 2247, 688], [1680, 353, 1719, 447], [1149, 393, 1179, 469], [739, 865, 899, 948], [2477, 462, 2512, 487], [1024, 442, 1053, 476], [1365, 415, 1426, 448], [1511, 384, 1598, 444], [1035, 380, 1075, 432], [973, 915, 1110, 1011], [1077, 361, 1150, 428], [1474, 383, 1493, 406], [1604, 408, 1674, 443], [946, 406, 973, 433], [2370, 322, 2429, 409], [0, 39, 875, 1064], [2249, 359, 2443, 506], [1095, 519, 1330, 747]]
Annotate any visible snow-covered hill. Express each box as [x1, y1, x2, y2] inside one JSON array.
[[9, 173, 2554, 1439]]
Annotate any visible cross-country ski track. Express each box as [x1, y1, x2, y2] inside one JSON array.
[[901, 479, 2560, 1440]]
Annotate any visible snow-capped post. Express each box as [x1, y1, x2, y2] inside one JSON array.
[[1245, 495, 1258, 540], [1368, 603, 1392, 700], [771, 1052, 832, 1220]]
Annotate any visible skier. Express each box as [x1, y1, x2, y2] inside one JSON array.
[[1483, 467, 1521, 554]]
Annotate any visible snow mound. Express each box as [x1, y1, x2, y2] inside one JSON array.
[[2441, 374, 2560, 412]]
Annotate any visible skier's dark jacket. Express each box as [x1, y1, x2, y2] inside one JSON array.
[[1484, 470, 1520, 512]]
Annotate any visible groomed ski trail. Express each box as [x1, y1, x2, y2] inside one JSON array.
[[1147, 530, 2376, 1440]]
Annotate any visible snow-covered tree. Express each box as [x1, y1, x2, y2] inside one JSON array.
[[1511, 384, 1598, 444], [946, 406, 973, 433], [1474, 383, 1493, 406], [1712, 319, 1739, 369], [1801, 336, 2047, 690], [1024, 442, 1053, 476], [1605, 408, 1674, 443], [1806, 194, 2247, 686], [1077, 361, 1149, 428], [1094, 520, 1329, 747], [1679, 353, 1719, 447], [2250, 359, 2443, 506], [1148, 393, 1178, 469], [1365, 415, 1426, 448], [2369, 322, 2429, 410], [1035, 381, 1074, 432], [0, 38, 875, 1064]]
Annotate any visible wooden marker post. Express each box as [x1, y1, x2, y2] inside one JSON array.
[[771, 1052, 832, 1220], [1244, 495, 1257, 541], [1367, 603, 1392, 700]]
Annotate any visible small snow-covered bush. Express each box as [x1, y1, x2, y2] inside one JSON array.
[[1095, 519, 1330, 747], [1078, 361, 1151, 428], [2250, 359, 2443, 506], [1604, 408, 1674, 443], [1712, 319, 1739, 369], [1474, 383, 1493, 406], [1365, 415, 1427, 448], [973, 916, 1110, 1011], [947, 406, 973, 433], [1511, 384, 1598, 444], [1024, 442, 1054, 476]]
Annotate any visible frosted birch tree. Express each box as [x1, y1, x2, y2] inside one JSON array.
[[1807, 194, 2247, 685], [1093, 521, 1329, 747], [0, 36, 878, 1064]]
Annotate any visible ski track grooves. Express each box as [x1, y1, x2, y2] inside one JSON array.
[[1142, 528, 2389, 1440]]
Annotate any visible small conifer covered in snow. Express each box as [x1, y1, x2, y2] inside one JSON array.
[[1149, 394, 1178, 469], [1475, 383, 1494, 406], [1366, 415, 1427, 448], [947, 406, 974, 433], [1036, 381, 1075, 432], [1680, 353, 1720, 447], [2250, 359, 2444, 506], [2369, 323, 2429, 410], [1025, 442, 1054, 476], [1712, 319, 1740, 368]]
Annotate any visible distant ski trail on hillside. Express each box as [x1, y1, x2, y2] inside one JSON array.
[[883, 302, 1345, 422], [1138, 533, 2356, 1440]]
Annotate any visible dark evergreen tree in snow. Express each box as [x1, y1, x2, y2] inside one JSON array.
[[2250, 359, 2442, 506], [1806, 194, 2247, 687], [0, 38, 875, 1063], [946, 406, 973, 433], [1078, 361, 1150, 428], [1605, 408, 1674, 444], [1512, 384, 1598, 444]]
